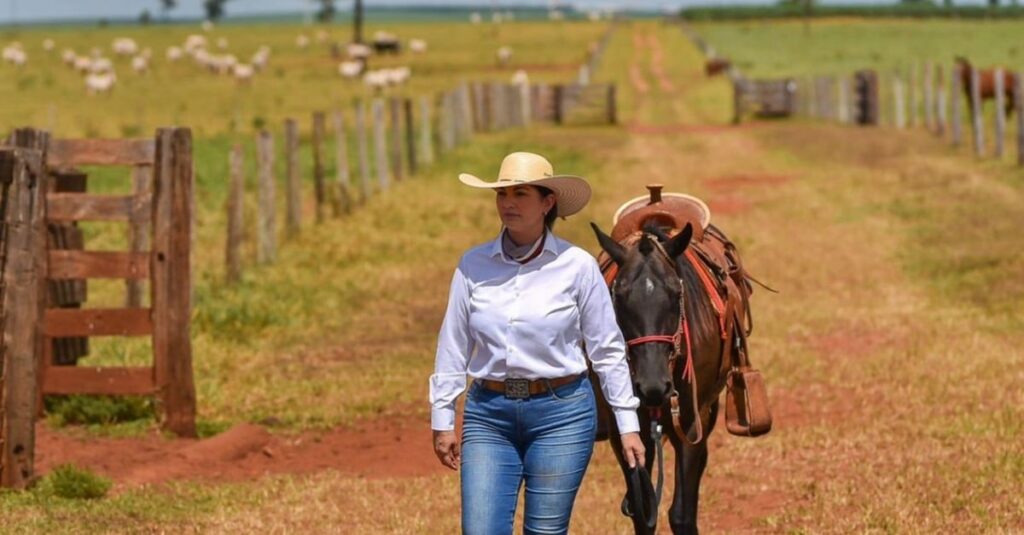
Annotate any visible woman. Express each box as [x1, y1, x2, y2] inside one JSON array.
[[430, 152, 645, 534]]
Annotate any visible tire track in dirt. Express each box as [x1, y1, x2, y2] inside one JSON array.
[[629, 32, 650, 97], [646, 33, 676, 93]]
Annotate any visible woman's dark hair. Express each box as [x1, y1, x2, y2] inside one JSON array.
[[533, 185, 559, 230]]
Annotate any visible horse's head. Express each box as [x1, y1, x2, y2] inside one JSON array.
[[592, 222, 693, 407], [954, 55, 970, 68]]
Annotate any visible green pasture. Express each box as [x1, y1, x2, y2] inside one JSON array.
[[0, 19, 607, 138], [2, 18, 1023, 534], [691, 18, 1024, 77]]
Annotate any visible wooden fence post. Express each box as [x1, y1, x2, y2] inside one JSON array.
[[924, 62, 935, 131], [487, 82, 501, 132], [225, 144, 244, 283], [935, 72, 947, 138], [507, 85, 521, 128], [332, 111, 353, 215], [951, 64, 963, 147], [894, 75, 906, 129], [312, 111, 327, 221], [530, 84, 542, 122], [354, 99, 371, 202], [804, 76, 816, 119], [838, 77, 850, 125], [578, 64, 591, 86], [521, 83, 533, 127], [255, 130, 276, 263], [372, 98, 390, 190], [970, 66, 985, 157], [607, 84, 617, 125], [456, 83, 473, 143], [284, 118, 302, 234], [1016, 72, 1024, 166], [471, 82, 485, 132], [127, 165, 152, 306], [418, 96, 435, 166], [0, 141, 47, 489], [553, 85, 564, 125], [994, 69, 1006, 159], [440, 92, 456, 152], [908, 64, 918, 128], [403, 98, 417, 176], [388, 98, 404, 181], [151, 127, 197, 438]]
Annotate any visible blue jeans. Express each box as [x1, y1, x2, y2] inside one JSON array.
[[461, 374, 597, 535]]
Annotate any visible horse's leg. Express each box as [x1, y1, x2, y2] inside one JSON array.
[[667, 400, 719, 535]]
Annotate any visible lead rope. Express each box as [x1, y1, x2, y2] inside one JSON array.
[[651, 411, 665, 509]]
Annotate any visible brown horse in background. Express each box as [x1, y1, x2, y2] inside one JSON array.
[[954, 56, 1018, 117]]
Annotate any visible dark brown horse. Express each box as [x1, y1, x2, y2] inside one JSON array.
[[955, 56, 1018, 117], [704, 57, 732, 77], [590, 222, 726, 535]]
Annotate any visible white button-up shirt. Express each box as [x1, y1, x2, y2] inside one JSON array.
[[430, 231, 641, 434]]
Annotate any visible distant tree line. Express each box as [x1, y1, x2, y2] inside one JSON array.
[[682, 2, 1024, 20], [138, 0, 345, 24]]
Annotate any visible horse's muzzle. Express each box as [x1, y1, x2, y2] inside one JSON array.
[[635, 380, 674, 407]]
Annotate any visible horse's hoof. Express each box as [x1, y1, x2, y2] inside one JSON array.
[[621, 495, 634, 517]]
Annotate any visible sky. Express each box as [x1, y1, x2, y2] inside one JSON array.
[[0, 1, 668, 24], [0, 0, 990, 24]]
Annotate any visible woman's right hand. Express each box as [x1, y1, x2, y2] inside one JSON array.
[[433, 430, 460, 471]]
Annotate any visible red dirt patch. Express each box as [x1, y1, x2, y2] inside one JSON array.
[[625, 122, 764, 135], [35, 414, 446, 490], [706, 195, 751, 216], [704, 173, 793, 192], [801, 322, 899, 360]]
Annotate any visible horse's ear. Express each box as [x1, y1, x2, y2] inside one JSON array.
[[665, 223, 693, 259], [591, 222, 626, 265]]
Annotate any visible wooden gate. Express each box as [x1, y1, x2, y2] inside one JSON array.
[[0, 127, 196, 489], [733, 78, 798, 123]]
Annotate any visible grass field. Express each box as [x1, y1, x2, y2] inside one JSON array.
[[3, 17, 1024, 534], [690, 18, 1024, 77], [0, 19, 607, 138]]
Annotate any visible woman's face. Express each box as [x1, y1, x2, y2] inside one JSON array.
[[495, 185, 555, 234]]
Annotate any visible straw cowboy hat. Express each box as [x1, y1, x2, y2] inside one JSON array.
[[459, 152, 592, 217]]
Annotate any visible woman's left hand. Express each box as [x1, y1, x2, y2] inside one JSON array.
[[620, 432, 645, 468]]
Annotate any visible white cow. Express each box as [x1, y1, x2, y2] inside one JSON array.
[[339, 61, 364, 79], [131, 56, 148, 74], [73, 56, 92, 73], [233, 63, 255, 82], [409, 39, 427, 53], [85, 72, 116, 95], [346, 43, 371, 60], [496, 46, 513, 66], [112, 37, 139, 56]]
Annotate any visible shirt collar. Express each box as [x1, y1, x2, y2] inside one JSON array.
[[490, 228, 559, 260]]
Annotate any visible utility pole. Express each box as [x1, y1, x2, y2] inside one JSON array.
[[353, 0, 364, 44]]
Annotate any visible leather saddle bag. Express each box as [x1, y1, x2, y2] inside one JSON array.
[[725, 366, 772, 437]]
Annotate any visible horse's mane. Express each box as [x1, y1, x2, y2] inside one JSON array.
[[641, 224, 719, 345]]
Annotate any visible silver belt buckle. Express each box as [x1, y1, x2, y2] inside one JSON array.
[[505, 378, 530, 399]]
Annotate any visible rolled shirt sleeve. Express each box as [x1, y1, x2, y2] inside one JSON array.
[[577, 257, 641, 434], [429, 262, 474, 431]]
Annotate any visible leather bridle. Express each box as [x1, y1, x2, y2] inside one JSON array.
[[616, 234, 704, 446]]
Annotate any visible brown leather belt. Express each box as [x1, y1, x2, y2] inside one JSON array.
[[479, 373, 585, 399]]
